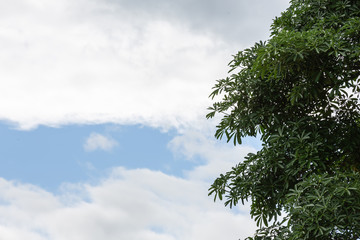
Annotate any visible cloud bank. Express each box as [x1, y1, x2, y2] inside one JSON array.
[[0, 0, 288, 130], [0, 0, 230, 130], [0, 169, 256, 240]]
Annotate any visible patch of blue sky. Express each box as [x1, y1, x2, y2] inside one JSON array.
[[0, 122, 204, 193], [239, 136, 263, 150]]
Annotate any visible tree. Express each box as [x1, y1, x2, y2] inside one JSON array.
[[206, 0, 360, 239]]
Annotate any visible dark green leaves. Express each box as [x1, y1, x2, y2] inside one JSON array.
[[285, 172, 360, 239], [207, 0, 360, 239]]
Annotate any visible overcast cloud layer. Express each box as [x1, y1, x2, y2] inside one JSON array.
[[0, 0, 288, 130]]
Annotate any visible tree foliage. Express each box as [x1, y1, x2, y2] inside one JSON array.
[[206, 0, 360, 239]]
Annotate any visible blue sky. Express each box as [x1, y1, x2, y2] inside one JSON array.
[[1, 124, 167, 189], [0, 123, 202, 192], [0, 0, 289, 239]]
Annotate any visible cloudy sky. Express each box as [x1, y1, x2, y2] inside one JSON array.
[[0, 0, 289, 239]]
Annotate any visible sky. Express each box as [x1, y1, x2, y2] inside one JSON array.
[[0, 0, 289, 239]]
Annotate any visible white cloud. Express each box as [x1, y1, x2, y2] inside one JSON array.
[[0, 0, 231, 130], [0, 0, 288, 131], [84, 133, 118, 152], [0, 167, 256, 240], [168, 128, 257, 181]]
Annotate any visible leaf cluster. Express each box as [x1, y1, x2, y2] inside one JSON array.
[[207, 0, 360, 239]]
